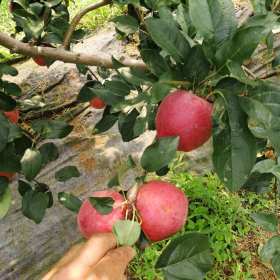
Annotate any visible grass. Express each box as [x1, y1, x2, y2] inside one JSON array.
[[69, 0, 123, 31], [0, 0, 123, 62], [129, 167, 274, 280]]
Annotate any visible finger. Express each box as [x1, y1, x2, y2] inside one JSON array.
[[88, 246, 136, 280], [42, 243, 84, 280], [54, 233, 117, 279]]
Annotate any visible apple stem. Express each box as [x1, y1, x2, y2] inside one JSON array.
[[127, 184, 140, 203]]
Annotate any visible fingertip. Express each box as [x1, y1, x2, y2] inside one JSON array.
[[123, 246, 136, 260]]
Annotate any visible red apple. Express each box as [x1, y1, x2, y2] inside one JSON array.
[[77, 190, 126, 239], [0, 172, 14, 181], [156, 90, 212, 152], [90, 97, 106, 109], [33, 56, 47, 66], [4, 109, 19, 124], [32, 43, 53, 66], [136, 180, 188, 242]]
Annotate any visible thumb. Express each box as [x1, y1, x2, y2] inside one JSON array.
[[88, 246, 136, 280]]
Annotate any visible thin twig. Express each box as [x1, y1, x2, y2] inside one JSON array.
[[63, 0, 112, 49], [241, 65, 257, 79]]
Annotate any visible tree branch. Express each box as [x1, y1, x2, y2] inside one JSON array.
[[0, 31, 146, 69], [63, 0, 112, 49]]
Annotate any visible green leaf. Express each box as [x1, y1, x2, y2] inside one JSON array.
[[251, 212, 278, 232], [21, 148, 42, 181], [176, 3, 195, 44], [141, 137, 179, 172], [150, 82, 172, 103], [133, 117, 146, 138], [113, 15, 139, 35], [0, 176, 8, 196], [0, 187, 11, 219], [113, 220, 141, 246], [22, 190, 49, 224], [251, 159, 275, 174], [181, 45, 211, 83], [213, 93, 256, 191], [44, 0, 62, 8], [272, 253, 280, 278], [2, 81, 22, 97], [18, 180, 32, 196], [14, 14, 44, 39], [189, 0, 237, 45], [215, 26, 266, 66], [0, 64, 18, 76], [147, 104, 157, 130], [140, 49, 170, 77], [34, 182, 53, 208], [243, 172, 273, 193], [244, 12, 280, 32], [13, 134, 32, 158], [127, 155, 136, 168], [118, 109, 139, 142], [0, 113, 10, 152], [97, 67, 111, 79], [145, 18, 190, 63], [76, 64, 88, 75], [0, 143, 21, 172], [111, 56, 125, 69], [55, 166, 80, 182], [58, 192, 82, 213], [118, 68, 155, 86], [226, 60, 256, 86], [77, 81, 101, 103], [107, 174, 120, 188], [0, 92, 17, 111], [32, 120, 73, 139], [272, 54, 280, 68], [156, 166, 170, 176], [93, 80, 131, 105], [94, 106, 119, 134], [39, 142, 59, 166], [8, 123, 22, 142], [155, 233, 213, 280], [239, 94, 280, 152], [250, 0, 267, 15], [89, 197, 114, 215], [260, 235, 280, 262]]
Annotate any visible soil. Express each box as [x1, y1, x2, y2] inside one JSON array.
[[235, 219, 280, 280]]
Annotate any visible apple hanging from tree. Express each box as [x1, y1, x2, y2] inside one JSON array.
[[33, 56, 48, 66], [156, 90, 212, 152], [135, 180, 188, 242], [77, 190, 126, 239], [0, 172, 14, 181], [4, 109, 19, 124], [32, 43, 54, 66], [90, 97, 106, 109]]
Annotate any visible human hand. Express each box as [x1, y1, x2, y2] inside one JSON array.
[[43, 233, 135, 280]]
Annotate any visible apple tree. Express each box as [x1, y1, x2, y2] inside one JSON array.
[[0, 0, 280, 278]]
